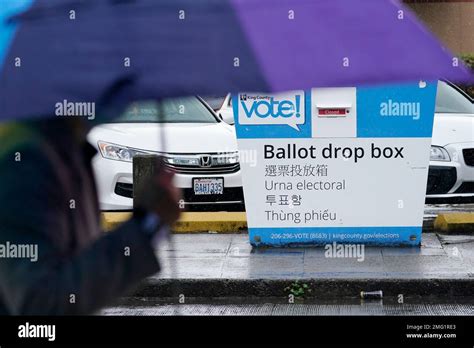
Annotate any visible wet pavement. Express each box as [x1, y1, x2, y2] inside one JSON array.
[[101, 295, 474, 316], [153, 232, 474, 280], [147, 204, 474, 280], [102, 204, 474, 315], [101, 302, 474, 316]]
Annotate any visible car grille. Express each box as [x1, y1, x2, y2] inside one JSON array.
[[454, 182, 474, 194], [163, 162, 240, 174], [115, 182, 134, 198], [426, 166, 457, 194], [463, 149, 474, 166]]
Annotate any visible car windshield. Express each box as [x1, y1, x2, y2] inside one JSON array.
[[113, 97, 218, 123], [435, 81, 474, 114], [201, 95, 226, 110]]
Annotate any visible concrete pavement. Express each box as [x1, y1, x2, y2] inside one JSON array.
[[153, 233, 473, 279], [102, 302, 474, 316], [129, 232, 474, 299], [100, 203, 474, 300]]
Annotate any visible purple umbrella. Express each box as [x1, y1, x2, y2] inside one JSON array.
[[0, 0, 471, 121]]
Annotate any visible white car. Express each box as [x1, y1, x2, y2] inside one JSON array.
[[89, 96, 244, 211], [427, 81, 474, 199]]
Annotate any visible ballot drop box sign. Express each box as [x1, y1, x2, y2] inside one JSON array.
[[233, 82, 437, 246]]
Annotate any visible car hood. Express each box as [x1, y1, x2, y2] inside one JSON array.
[[88, 122, 238, 153], [432, 113, 474, 146]]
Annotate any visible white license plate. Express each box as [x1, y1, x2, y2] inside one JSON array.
[[193, 178, 224, 195]]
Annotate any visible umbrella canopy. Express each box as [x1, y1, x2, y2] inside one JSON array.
[[0, 0, 471, 122]]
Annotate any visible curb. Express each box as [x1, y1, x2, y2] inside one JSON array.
[[101, 212, 132, 231], [102, 212, 440, 234], [133, 278, 474, 298], [434, 213, 474, 234], [102, 212, 247, 233]]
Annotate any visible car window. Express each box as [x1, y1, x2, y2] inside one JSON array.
[[435, 81, 474, 114], [114, 97, 218, 123], [200, 95, 226, 110]]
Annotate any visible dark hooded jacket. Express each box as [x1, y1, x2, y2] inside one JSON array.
[[0, 119, 159, 315]]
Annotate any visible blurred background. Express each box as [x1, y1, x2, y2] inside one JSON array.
[[405, 0, 474, 97]]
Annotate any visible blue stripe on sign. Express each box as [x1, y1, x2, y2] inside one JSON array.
[[248, 226, 421, 246], [356, 82, 438, 138], [233, 83, 437, 139], [0, 0, 34, 69]]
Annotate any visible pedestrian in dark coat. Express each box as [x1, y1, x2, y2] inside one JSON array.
[[0, 118, 180, 315]]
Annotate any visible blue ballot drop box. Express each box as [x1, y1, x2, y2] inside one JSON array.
[[233, 82, 438, 246]]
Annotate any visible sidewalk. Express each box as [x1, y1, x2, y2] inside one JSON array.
[[132, 232, 474, 299]]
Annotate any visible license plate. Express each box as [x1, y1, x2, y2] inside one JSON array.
[[193, 177, 224, 195]]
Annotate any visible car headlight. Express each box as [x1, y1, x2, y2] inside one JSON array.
[[430, 146, 450, 162], [213, 152, 239, 165], [163, 156, 200, 166], [98, 141, 149, 162]]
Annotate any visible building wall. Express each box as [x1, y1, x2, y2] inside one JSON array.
[[406, 1, 474, 54]]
